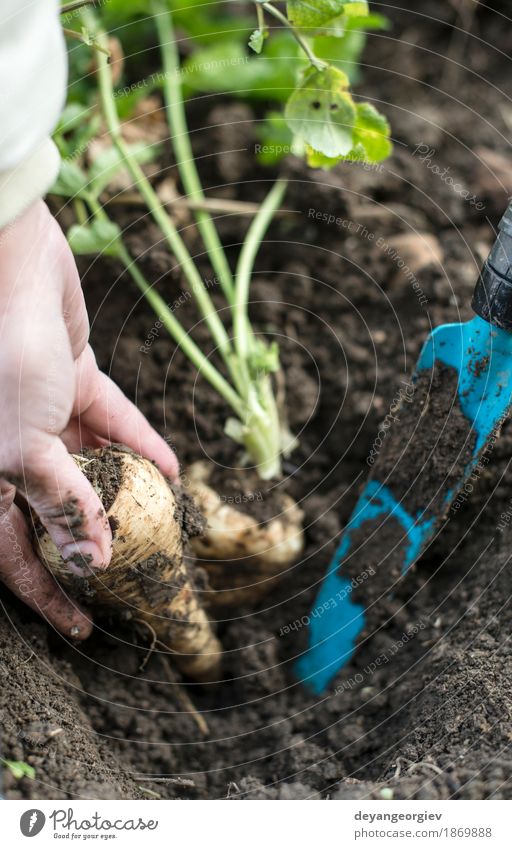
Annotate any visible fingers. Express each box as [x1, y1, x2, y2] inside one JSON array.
[[0, 486, 92, 639], [13, 433, 112, 573], [75, 346, 180, 481]]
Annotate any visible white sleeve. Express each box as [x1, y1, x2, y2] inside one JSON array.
[[0, 0, 67, 228]]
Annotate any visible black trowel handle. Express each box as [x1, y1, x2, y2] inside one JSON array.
[[472, 201, 512, 330]]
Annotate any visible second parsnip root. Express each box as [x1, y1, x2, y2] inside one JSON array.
[[186, 461, 305, 609]]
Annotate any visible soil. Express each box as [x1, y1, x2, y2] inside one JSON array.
[[2, 2, 512, 800], [79, 446, 125, 513]]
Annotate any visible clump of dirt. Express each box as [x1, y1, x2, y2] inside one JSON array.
[[2, 1, 512, 801]]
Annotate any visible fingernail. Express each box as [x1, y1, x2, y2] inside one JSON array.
[[61, 541, 105, 572]]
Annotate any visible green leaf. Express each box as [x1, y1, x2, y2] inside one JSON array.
[[89, 142, 160, 196], [249, 341, 280, 376], [3, 760, 35, 781], [285, 66, 356, 158], [56, 102, 90, 134], [248, 28, 267, 54], [50, 159, 89, 198], [350, 101, 392, 161], [67, 219, 121, 256], [287, 0, 368, 31]]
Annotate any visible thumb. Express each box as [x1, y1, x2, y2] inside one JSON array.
[[17, 434, 112, 573]]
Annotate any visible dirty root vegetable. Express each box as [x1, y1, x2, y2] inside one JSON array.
[[34, 447, 221, 681], [185, 461, 305, 608]]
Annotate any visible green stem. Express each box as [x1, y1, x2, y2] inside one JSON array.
[[151, 0, 235, 304], [260, 2, 327, 71], [234, 179, 287, 359]]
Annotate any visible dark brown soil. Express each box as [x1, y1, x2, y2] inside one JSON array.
[[80, 445, 125, 513], [2, 1, 512, 800]]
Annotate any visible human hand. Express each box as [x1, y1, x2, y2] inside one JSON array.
[[0, 200, 179, 639]]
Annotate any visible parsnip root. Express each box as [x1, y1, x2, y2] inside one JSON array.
[[34, 447, 221, 681], [185, 461, 305, 608]]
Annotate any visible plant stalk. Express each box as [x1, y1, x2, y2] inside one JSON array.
[[115, 241, 244, 416], [90, 13, 240, 379], [79, 6, 295, 479]]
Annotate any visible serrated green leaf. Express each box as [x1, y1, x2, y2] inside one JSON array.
[[248, 28, 267, 54], [350, 101, 392, 161], [50, 159, 89, 198], [285, 66, 356, 158], [89, 142, 160, 196], [67, 219, 121, 256]]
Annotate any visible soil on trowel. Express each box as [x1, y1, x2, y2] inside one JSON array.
[[374, 364, 477, 516]]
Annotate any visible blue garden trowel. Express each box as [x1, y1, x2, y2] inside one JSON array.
[[296, 202, 512, 694]]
